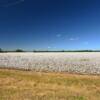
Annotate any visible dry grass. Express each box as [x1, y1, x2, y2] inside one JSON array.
[[0, 69, 100, 100]]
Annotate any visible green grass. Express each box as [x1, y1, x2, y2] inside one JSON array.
[[80, 58, 90, 61], [0, 69, 100, 100]]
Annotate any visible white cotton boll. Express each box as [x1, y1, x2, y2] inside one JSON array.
[[0, 52, 100, 74]]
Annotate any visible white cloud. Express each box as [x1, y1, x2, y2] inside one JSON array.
[[54, 47, 57, 49], [2, 0, 24, 7], [56, 34, 62, 37], [83, 41, 89, 45], [69, 37, 79, 41], [47, 46, 51, 49]]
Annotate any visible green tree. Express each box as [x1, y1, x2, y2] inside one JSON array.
[[15, 49, 24, 52], [0, 48, 3, 52]]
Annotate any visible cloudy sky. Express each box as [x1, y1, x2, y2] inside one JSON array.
[[0, 0, 100, 50]]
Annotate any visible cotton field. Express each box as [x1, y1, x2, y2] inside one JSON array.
[[0, 52, 100, 74]]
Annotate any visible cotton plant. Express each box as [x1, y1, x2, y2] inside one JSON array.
[[0, 52, 100, 74]]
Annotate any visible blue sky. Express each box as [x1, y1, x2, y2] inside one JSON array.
[[0, 0, 100, 50]]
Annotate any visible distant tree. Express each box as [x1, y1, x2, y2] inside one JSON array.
[[62, 50, 65, 52], [33, 50, 37, 52], [0, 48, 3, 52], [15, 49, 24, 52]]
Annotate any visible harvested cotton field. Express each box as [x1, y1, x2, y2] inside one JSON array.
[[0, 52, 100, 74]]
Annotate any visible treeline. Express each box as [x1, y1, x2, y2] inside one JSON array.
[[33, 50, 100, 52], [0, 48, 100, 52], [0, 48, 24, 52]]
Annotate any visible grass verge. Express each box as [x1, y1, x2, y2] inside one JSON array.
[[0, 68, 100, 100]]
